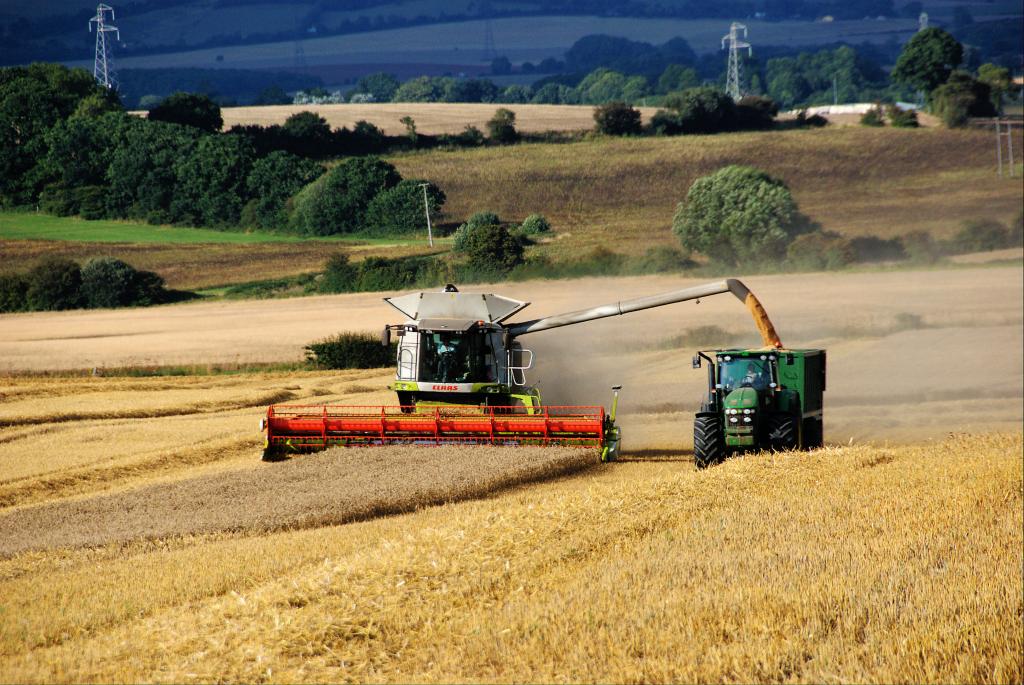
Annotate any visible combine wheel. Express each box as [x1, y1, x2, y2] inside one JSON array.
[[802, 417, 823, 450], [767, 414, 798, 452], [693, 415, 725, 469]]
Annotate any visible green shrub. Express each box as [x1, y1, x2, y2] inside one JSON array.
[[462, 224, 525, 275], [626, 246, 692, 273], [899, 230, 942, 263], [147, 92, 223, 132], [486, 108, 518, 144], [354, 256, 426, 292], [849, 235, 906, 262], [26, 257, 83, 311], [456, 125, 485, 146], [0, 273, 29, 312], [593, 101, 642, 135], [244, 151, 324, 230], [951, 219, 1011, 253], [320, 253, 358, 293], [453, 211, 501, 251], [786, 231, 856, 270], [519, 213, 551, 235], [887, 105, 919, 128], [80, 257, 168, 308], [860, 105, 885, 127], [1011, 213, 1023, 246], [38, 185, 78, 216], [305, 332, 395, 369]]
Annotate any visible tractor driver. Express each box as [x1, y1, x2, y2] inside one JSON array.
[[741, 361, 770, 390]]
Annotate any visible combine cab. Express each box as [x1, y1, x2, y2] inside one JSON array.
[[263, 279, 795, 465]]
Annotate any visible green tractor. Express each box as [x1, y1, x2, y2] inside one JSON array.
[[691, 348, 826, 468]]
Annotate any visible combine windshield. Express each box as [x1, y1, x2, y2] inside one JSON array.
[[718, 356, 774, 393], [419, 330, 497, 383]]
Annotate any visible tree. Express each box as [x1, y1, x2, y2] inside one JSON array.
[[891, 28, 963, 94], [43, 111, 133, 193], [254, 86, 291, 105], [171, 134, 256, 226], [363, 179, 445, 236], [500, 85, 532, 104], [657, 64, 700, 94], [393, 76, 445, 102], [281, 110, 334, 158], [654, 87, 735, 135], [931, 71, 995, 127], [147, 92, 223, 133], [0, 273, 29, 312], [487, 108, 518, 144], [290, 156, 402, 236], [453, 211, 501, 251], [593, 101, 642, 135], [243, 151, 324, 230], [444, 79, 500, 103], [490, 56, 512, 75], [26, 257, 83, 311], [106, 118, 201, 222], [672, 165, 807, 266], [355, 72, 400, 102], [977, 63, 1011, 112]]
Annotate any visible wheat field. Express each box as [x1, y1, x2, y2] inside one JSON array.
[[0, 265, 1021, 682]]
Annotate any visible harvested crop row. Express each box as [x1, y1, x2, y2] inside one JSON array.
[[0, 445, 596, 557]]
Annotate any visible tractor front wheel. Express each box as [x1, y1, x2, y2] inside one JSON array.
[[767, 414, 798, 452], [693, 415, 725, 469]]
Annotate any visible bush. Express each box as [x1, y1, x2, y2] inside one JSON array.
[[626, 246, 692, 274], [320, 253, 358, 293], [76, 185, 107, 219], [672, 165, 808, 266], [1011, 213, 1023, 246], [786, 231, 856, 270], [734, 95, 778, 130], [363, 179, 445, 237], [453, 211, 502, 251], [593, 101, 642, 135], [931, 71, 996, 128], [887, 105, 919, 128], [26, 257, 83, 311], [455, 125, 485, 147], [462, 224, 525, 275], [951, 219, 1011, 253], [78, 257, 165, 308], [353, 256, 428, 292], [860, 105, 885, 127], [281, 111, 333, 158], [654, 87, 736, 135], [38, 184, 78, 216], [487, 108, 518, 144], [0, 273, 29, 312], [305, 332, 395, 369], [519, 213, 551, 235], [899, 230, 942, 263], [849, 235, 906, 262]]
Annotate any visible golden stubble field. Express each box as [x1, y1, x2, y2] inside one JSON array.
[[0, 266, 1021, 682]]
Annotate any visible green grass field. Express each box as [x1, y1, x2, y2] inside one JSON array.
[[0, 213, 443, 247]]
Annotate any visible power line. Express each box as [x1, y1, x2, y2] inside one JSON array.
[[721, 22, 751, 101], [89, 3, 120, 90]]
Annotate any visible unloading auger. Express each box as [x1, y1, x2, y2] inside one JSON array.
[[261, 279, 784, 462]]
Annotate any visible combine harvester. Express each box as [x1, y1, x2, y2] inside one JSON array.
[[262, 279, 825, 466]]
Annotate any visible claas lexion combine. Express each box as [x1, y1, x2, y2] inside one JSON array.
[[262, 279, 826, 467]]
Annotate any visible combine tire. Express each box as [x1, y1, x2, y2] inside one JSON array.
[[693, 415, 725, 469], [767, 414, 798, 452]]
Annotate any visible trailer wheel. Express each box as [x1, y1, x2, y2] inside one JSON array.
[[802, 418, 823, 450], [767, 414, 798, 452], [693, 415, 725, 469]]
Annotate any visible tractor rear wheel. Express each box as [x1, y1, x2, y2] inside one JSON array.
[[693, 415, 725, 469], [766, 414, 798, 452]]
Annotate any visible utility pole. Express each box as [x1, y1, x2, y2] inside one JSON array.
[[89, 3, 119, 90], [480, 0, 495, 61], [418, 183, 434, 247], [721, 22, 751, 101], [833, 75, 838, 105], [995, 119, 1016, 177]]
